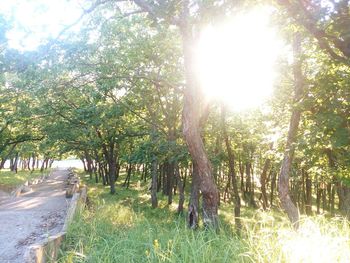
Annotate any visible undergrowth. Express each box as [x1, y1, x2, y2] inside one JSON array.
[[59, 173, 350, 263]]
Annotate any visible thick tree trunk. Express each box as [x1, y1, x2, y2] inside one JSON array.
[[180, 15, 218, 229], [278, 33, 303, 228], [188, 162, 200, 229]]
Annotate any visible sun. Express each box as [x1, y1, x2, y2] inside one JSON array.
[[196, 8, 283, 111]]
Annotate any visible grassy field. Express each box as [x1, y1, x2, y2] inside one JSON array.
[[59, 173, 350, 263], [0, 169, 47, 190]]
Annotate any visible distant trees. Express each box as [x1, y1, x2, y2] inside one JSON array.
[[0, 0, 349, 231]]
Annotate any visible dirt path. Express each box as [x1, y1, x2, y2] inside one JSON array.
[[0, 168, 71, 263]]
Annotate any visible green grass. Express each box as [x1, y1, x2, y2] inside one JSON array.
[[59, 173, 350, 263], [0, 169, 48, 190]]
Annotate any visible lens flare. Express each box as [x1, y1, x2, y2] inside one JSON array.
[[196, 8, 284, 111]]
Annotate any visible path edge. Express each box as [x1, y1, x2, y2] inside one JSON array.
[[23, 182, 87, 263]]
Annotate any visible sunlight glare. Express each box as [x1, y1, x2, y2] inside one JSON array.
[[281, 219, 350, 263], [197, 8, 283, 111]]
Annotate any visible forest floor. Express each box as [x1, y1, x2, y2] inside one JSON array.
[[0, 169, 71, 263]]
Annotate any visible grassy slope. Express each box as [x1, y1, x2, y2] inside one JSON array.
[[0, 169, 47, 190], [59, 173, 350, 263]]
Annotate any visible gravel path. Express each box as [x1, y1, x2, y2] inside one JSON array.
[[0, 169, 71, 263]]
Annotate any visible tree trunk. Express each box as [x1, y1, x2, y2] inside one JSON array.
[[221, 106, 241, 233], [188, 162, 200, 229], [176, 166, 185, 214], [260, 157, 271, 211], [180, 16, 219, 229], [316, 183, 321, 214], [31, 154, 36, 171], [40, 157, 48, 172], [124, 163, 132, 189], [270, 169, 276, 206], [167, 161, 175, 205], [239, 159, 245, 192], [151, 158, 158, 208], [278, 33, 303, 228], [337, 183, 350, 218], [305, 170, 312, 216]]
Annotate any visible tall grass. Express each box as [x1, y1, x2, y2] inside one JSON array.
[[242, 210, 350, 263], [59, 175, 350, 263], [59, 180, 243, 263]]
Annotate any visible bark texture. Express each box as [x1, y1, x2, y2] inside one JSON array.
[[278, 33, 304, 228]]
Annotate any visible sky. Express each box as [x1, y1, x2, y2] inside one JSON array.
[[0, 0, 84, 50]]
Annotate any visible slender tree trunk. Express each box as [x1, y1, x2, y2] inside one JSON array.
[[278, 33, 304, 228], [162, 163, 168, 195], [85, 151, 93, 180], [151, 153, 158, 208], [124, 163, 132, 189], [31, 154, 36, 171], [316, 183, 321, 214], [1, 144, 16, 169], [157, 165, 162, 192], [270, 169, 276, 206], [239, 159, 244, 192], [260, 157, 271, 210], [305, 170, 312, 216], [167, 161, 175, 205], [322, 186, 327, 213], [40, 157, 48, 172], [221, 106, 241, 233], [109, 156, 117, 194], [176, 166, 185, 214]]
